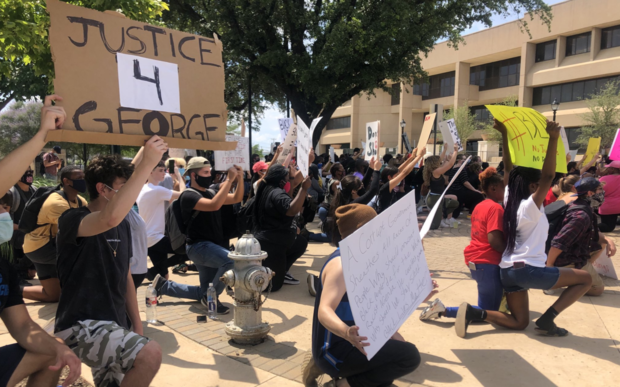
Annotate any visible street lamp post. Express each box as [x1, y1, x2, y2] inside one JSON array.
[[551, 98, 560, 122], [400, 119, 406, 154]]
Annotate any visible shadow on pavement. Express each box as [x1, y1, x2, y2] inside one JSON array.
[[402, 352, 463, 384]]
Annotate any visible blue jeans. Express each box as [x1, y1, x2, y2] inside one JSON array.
[[500, 265, 560, 293], [159, 241, 233, 300], [444, 263, 503, 318], [309, 207, 331, 242], [318, 207, 328, 224]]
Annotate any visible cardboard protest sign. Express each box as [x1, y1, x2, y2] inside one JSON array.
[[560, 127, 570, 155], [278, 118, 294, 143], [329, 146, 335, 163], [485, 105, 567, 173], [46, 0, 234, 150], [583, 137, 601, 164], [277, 123, 297, 163], [420, 156, 472, 239], [364, 121, 380, 161], [609, 129, 620, 161], [439, 119, 463, 152], [592, 254, 618, 280], [417, 113, 437, 150], [213, 135, 250, 171], [296, 117, 321, 177], [340, 189, 432, 360]]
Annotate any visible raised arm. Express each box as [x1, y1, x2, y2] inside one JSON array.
[[131, 146, 145, 166], [580, 153, 599, 175], [493, 119, 513, 186], [192, 167, 237, 211], [433, 145, 458, 177], [532, 121, 560, 208], [224, 166, 245, 204], [355, 158, 382, 205], [389, 149, 426, 191], [286, 176, 311, 216], [77, 136, 168, 237], [0, 95, 64, 195]]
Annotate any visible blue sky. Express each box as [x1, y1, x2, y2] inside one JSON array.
[[251, 0, 565, 153]]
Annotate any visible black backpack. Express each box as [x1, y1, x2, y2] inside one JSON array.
[[18, 185, 81, 234], [236, 196, 256, 236], [544, 201, 588, 254], [165, 188, 202, 255]]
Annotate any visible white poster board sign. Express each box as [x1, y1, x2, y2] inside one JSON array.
[[420, 156, 471, 239], [279, 118, 295, 143], [117, 53, 181, 114], [438, 119, 462, 152], [296, 117, 321, 177], [340, 190, 432, 360], [592, 254, 618, 280], [213, 135, 250, 171], [365, 121, 380, 161], [329, 146, 335, 163], [560, 127, 570, 155], [569, 150, 578, 162], [277, 123, 298, 163]]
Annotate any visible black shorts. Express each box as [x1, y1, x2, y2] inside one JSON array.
[[0, 344, 26, 387]]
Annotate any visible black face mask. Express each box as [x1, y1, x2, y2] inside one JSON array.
[[68, 179, 87, 193], [21, 171, 33, 186], [195, 174, 213, 189]]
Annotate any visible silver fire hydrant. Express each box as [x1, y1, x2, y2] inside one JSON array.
[[220, 232, 275, 345]]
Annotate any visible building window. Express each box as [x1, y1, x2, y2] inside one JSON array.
[[532, 75, 620, 105], [326, 116, 351, 130], [566, 32, 591, 56], [470, 57, 521, 91], [470, 105, 492, 122], [535, 40, 556, 62], [601, 25, 620, 49], [564, 127, 584, 151], [391, 83, 401, 105], [413, 71, 455, 100]]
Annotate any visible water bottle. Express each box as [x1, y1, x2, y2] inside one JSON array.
[[146, 284, 158, 324], [207, 283, 217, 320]]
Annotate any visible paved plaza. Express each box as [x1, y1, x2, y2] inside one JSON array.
[[2, 217, 619, 386]]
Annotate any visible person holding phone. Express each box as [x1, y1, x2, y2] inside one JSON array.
[[136, 159, 185, 281], [454, 119, 593, 338]]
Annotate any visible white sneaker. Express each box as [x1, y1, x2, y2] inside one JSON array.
[[447, 218, 458, 227], [420, 298, 446, 320], [543, 289, 556, 295], [440, 219, 451, 228]]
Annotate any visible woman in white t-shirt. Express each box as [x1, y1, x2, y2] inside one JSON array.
[[454, 119, 592, 338], [137, 160, 185, 280]]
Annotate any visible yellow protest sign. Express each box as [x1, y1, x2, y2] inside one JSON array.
[[582, 137, 601, 164], [485, 105, 567, 173]]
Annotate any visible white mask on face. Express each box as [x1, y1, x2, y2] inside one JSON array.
[[0, 212, 14, 244]]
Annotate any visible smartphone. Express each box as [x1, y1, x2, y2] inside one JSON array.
[[197, 315, 207, 323], [513, 261, 526, 269], [168, 159, 175, 174]]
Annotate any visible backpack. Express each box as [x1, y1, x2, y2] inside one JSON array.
[[544, 201, 588, 254], [9, 185, 35, 219], [36, 152, 46, 175], [164, 188, 211, 254], [18, 185, 81, 234]]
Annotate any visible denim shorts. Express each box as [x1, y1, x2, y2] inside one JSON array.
[[500, 265, 560, 293]]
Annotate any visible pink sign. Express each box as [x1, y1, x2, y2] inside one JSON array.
[[609, 129, 620, 160]]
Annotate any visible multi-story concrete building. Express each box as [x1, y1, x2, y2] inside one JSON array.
[[318, 0, 620, 160]]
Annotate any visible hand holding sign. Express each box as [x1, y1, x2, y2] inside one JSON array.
[[345, 326, 370, 356], [40, 95, 67, 133]]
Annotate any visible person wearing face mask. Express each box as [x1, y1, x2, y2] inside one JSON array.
[[9, 167, 37, 282], [136, 159, 185, 281], [546, 178, 616, 297], [150, 157, 244, 315], [22, 166, 87, 303], [252, 164, 311, 291]]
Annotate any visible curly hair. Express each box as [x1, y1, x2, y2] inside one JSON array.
[[478, 167, 503, 195], [423, 156, 441, 186], [85, 155, 134, 200]]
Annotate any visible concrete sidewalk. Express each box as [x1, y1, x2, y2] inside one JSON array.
[[2, 217, 619, 386]]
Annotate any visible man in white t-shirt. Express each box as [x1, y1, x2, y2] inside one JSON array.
[[137, 160, 185, 280]]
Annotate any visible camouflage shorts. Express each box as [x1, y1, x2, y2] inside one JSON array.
[[56, 320, 150, 387]]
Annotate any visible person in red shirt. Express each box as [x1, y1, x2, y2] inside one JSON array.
[[543, 173, 566, 206], [420, 167, 506, 321]]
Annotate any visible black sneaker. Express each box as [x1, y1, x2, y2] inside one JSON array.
[[152, 274, 167, 297], [307, 274, 317, 297], [226, 286, 234, 297], [455, 302, 486, 338], [217, 301, 230, 315], [284, 272, 300, 285]]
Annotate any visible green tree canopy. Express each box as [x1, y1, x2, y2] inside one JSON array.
[[576, 80, 620, 149], [164, 0, 551, 146]]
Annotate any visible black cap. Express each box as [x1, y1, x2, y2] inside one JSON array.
[[53, 145, 61, 153]]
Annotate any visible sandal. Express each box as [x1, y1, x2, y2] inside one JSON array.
[[535, 325, 569, 337], [172, 263, 188, 274]]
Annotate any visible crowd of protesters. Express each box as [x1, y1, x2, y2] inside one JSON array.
[[0, 96, 618, 387]]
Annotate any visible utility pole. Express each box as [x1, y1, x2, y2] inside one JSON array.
[[248, 75, 252, 161]]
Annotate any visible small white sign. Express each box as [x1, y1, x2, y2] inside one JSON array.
[[213, 135, 249, 171], [329, 146, 335, 164], [117, 53, 180, 114], [277, 123, 298, 163], [439, 119, 463, 152], [365, 121, 380, 161], [592, 254, 618, 280], [296, 117, 321, 177], [560, 126, 570, 155], [278, 118, 295, 143], [340, 190, 432, 360]]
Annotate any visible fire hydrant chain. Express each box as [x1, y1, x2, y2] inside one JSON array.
[[231, 280, 273, 311]]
